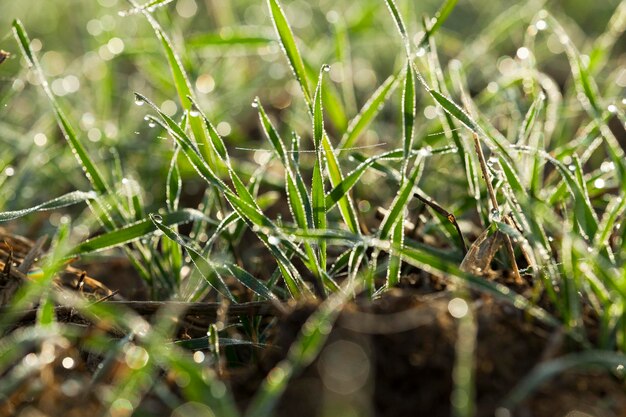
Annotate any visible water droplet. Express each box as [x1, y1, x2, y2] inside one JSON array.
[[251, 98, 259, 108], [148, 121, 156, 128], [418, 146, 432, 157], [268, 236, 280, 246], [134, 94, 145, 106], [535, 19, 547, 31], [153, 214, 163, 223], [489, 208, 501, 222], [568, 164, 576, 172], [189, 107, 200, 117], [607, 104, 617, 113], [594, 178, 605, 189], [322, 64, 331, 72], [415, 47, 426, 57]]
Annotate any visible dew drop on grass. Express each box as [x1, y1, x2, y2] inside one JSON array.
[[418, 146, 432, 157], [153, 214, 163, 223], [189, 106, 200, 117], [251, 98, 259, 108], [535, 19, 547, 31], [134, 94, 145, 106], [594, 178, 605, 189], [322, 64, 331, 72], [601, 161, 615, 172], [489, 208, 501, 222]]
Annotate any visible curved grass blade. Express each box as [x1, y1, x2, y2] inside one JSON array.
[[12, 20, 110, 195], [149, 215, 234, 301], [383, 0, 411, 55], [67, 209, 208, 257], [429, 89, 477, 132], [325, 149, 403, 210], [519, 148, 599, 240], [255, 100, 312, 228], [418, 0, 459, 48], [256, 99, 288, 165], [0, 191, 96, 222], [338, 73, 399, 152], [267, 0, 311, 107], [130, 3, 216, 167], [143, 98, 307, 297]]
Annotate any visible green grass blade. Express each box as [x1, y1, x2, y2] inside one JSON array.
[[0, 191, 96, 222], [224, 263, 280, 302], [256, 100, 288, 165], [166, 147, 181, 211], [267, 0, 311, 107], [321, 135, 360, 234], [402, 61, 416, 176], [312, 68, 328, 269], [143, 96, 307, 296], [149, 215, 236, 301], [418, 0, 459, 48], [383, 0, 410, 55], [67, 209, 208, 257], [386, 219, 404, 287], [325, 149, 403, 210], [188, 31, 274, 48], [594, 194, 626, 254], [338, 73, 399, 152], [379, 159, 421, 240], [517, 92, 545, 145], [428, 89, 477, 132], [133, 5, 216, 167], [12, 20, 110, 195]]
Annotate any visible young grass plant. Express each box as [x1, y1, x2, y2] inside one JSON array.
[[2, 0, 626, 414]]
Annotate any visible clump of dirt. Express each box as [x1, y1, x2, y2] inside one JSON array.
[[229, 288, 626, 417]]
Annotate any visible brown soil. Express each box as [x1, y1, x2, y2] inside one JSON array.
[[229, 288, 626, 417], [1, 228, 625, 417]]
